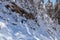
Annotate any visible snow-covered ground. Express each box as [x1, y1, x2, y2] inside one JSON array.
[[0, 0, 60, 40]]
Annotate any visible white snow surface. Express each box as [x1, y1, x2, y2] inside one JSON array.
[[0, 0, 60, 40]]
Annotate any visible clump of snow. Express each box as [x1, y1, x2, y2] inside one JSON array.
[[0, 22, 6, 29]]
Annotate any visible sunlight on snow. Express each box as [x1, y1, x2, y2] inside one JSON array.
[[0, 22, 6, 29], [0, 33, 13, 40]]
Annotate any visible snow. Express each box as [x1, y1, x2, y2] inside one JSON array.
[[33, 36, 40, 40], [0, 22, 6, 29], [0, 0, 60, 40], [24, 23, 32, 35]]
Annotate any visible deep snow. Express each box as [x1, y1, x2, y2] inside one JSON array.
[[0, 0, 60, 40]]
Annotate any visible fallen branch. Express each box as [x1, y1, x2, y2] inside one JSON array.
[[5, 2, 35, 19]]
